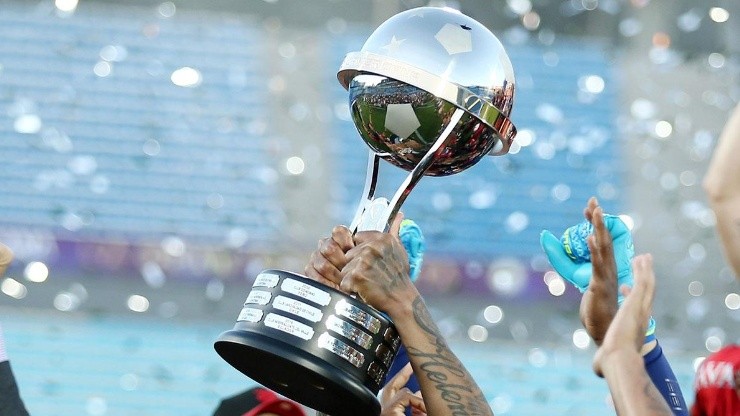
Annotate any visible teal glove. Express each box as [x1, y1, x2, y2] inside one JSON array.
[[540, 215, 656, 342], [399, 219, 424, 283]]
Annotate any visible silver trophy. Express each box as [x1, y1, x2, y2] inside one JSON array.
[[215, 7, 516, 416]]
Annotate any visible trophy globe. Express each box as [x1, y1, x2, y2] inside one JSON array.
[[338, 7, 517, 170], [338, 6, 517, 231]]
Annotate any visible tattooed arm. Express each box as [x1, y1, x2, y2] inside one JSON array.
[[703, 103, 740, 279], [341, 231, 493, 416], [592, 254, 672, 416]]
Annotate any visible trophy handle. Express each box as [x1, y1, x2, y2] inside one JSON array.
[[349, 107, 466, 233]]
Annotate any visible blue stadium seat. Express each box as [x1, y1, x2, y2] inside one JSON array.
[[0, 2, 277, 246]]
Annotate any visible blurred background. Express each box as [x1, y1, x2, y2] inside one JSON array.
[[0, 0, 737, 414]]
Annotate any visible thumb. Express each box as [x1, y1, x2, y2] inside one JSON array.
[[541, 230, 581, 282], [571, 264, 593, 293], [389, 211, 404, 237]]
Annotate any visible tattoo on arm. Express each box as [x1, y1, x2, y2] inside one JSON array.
[[367, 244, 406, 296], [405, 296, 491, 416]]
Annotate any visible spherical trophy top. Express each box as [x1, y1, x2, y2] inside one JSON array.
[[338, 7, 517, 176]]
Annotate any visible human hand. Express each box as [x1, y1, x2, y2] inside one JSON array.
[[304, 225, 355, 291], [380, 363, 426, 416], [541, 197, 656, 342], [305, 213, 425, 291], [593, 254, 656, 377], [540, 197, 634, 297], [339, 217, 416, 318], [579, 199, 619, 346], [0, 243, 13, 277]]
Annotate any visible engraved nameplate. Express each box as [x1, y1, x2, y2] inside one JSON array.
[[375, 343, 393, 368], [273, 295, 323, 323], [264, 313, 314, 341], [254, 273, 280, 288], [281, 278, 331, 306], [367, 361, 385, 386], [245, 290, 272, 306], [335, 299, 381, 334], [384, 326, 401, 351], [325, 315, 373, 350], [237, 307, 263, 323], [318, 332, 365, 368]]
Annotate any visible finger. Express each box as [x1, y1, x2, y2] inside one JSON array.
[[338, 261, 359, 298], [587, 234, 600, 264], [353, 229, 387, 247], [331, 225, 355, 252], [618, 280, 641, 318], [381, 363, 413, 404], [0, 243, 13, 277], [401, 389, 427, 414], [622, 257, 652, 344], [540, 230, 581, 279], [411, 407, 427, 416], [590, 207, 617, 270], [319, 239, 350, 278], [386, 363, 414, 393], [389, 388, 426, 414], [309, 243, 343, 283], [389, 211, 404, 237], [633, 254, 656, 315], [411, 390, 427, 416], [304, 263, 341, 291], [591, 206, 608, 247], [584, 196, 599, 222]]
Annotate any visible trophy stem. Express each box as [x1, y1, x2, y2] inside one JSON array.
[[350, 107, 465, 233], [385, 107, 464, 226], [349, 152, 381, 233]]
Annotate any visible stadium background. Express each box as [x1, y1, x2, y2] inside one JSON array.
[[0, 0, 737, 414]]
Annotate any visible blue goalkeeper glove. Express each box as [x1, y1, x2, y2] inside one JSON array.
[[540, 215, 656, 342], [399, 219, 424, 283]]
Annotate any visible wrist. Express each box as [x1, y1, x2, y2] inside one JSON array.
[[598, 347, 642, 377], [383, 286, 419, 324]]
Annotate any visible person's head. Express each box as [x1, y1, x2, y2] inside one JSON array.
[[213, 386, 306, 416]]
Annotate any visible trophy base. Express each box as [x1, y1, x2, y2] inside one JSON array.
[[215, 330, 380, 416], [214, 270, 402, 416]]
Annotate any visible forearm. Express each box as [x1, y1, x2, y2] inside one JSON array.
[[600, 349, 673, 416], [643, 342, 689, 415], [703, 104, 740, 200], [390, 296, 492, 416], [705, 195, 740, 276]]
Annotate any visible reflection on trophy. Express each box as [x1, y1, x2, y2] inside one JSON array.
[[215, 7, 517, 416]]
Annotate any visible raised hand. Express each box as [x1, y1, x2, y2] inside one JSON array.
[[540, 197, 634, 298], [541, 196, 656, 343], [304, 213, 426, 292], [339, 221, 415, 318], [338, 220, 492, 416], [380, 363, 426, 416], [580, 200, 619, 346], [304, 225, 355, 291], [593, 254, 656, 377], [591, 254, 672, 416]]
